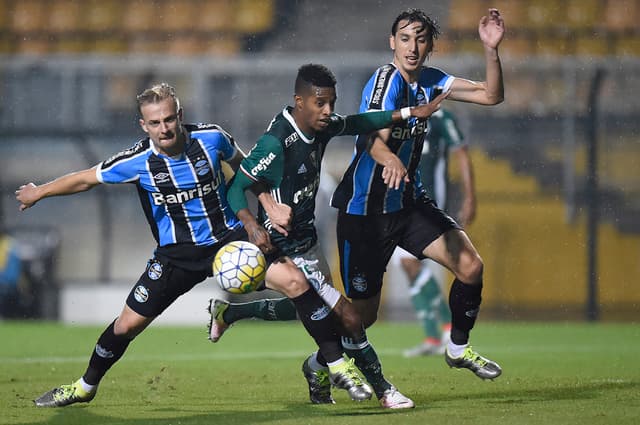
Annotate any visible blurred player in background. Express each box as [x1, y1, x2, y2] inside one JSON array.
[[213, 63, 446, 408], [331, 8, 504, 380], [392, 108, 477, 357]]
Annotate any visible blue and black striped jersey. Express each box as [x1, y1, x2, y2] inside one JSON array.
[[331, 64, 454, 215], [96, 124, 242, 251]]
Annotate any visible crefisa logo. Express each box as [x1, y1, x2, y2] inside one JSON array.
[[134, 285, 149, 303]]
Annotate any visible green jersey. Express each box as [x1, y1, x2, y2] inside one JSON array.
[[418, 109, 465, 209], [234, 106, 393, 256]]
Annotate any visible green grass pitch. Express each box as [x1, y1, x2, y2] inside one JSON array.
[[1, 320, 639, 425]]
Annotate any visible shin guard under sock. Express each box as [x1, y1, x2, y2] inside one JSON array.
[[448, 279, 483, 345], [341, 328, 392, 398], [291, 288, 343, 363], [83, 320, 133, 385]]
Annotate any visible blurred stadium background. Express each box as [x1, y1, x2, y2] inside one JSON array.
[[0, 0, 638, 324]]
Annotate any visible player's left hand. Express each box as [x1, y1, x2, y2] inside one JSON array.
[[479, 9, 505, 49], [264, 202, 292, 237], [457, 196, 477, 227]]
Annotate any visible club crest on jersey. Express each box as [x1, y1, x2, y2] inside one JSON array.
[[351, 274, 367, 292], [147, 261, 163, 280], [134, 285, 149, 303], [194, 159, 210, 176], [153, 172, 171, 184]]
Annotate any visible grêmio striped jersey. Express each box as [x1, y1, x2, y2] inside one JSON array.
[[96, 124, 242, 252], [237, 106, 393, 256], [331, 64, 455, 215]]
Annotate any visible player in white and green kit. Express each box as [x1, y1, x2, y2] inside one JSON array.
[[212, 64, 445, 408]]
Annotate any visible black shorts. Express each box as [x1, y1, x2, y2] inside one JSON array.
[[126, 227, 249, 317], [336, 198, 459, 299], [126, 256, 209, 317]]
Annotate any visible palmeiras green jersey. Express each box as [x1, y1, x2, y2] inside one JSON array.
[[235, 106, 393, 256]]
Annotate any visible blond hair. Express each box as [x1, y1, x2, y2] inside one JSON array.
[[136, 83, 181, 115]]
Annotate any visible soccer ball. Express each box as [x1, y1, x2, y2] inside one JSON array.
[[212, 240, 267, 294]]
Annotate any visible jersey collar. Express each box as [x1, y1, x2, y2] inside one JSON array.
[[283, 107, 315, 144]]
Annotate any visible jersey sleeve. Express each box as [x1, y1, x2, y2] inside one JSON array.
[[237, 134, 284, 187], [96, 141, 146, 184], [419, 66, 455, 101], [361, 65, 402, 112], [328, 110, 394, 136], [192, 126, 237, 161]]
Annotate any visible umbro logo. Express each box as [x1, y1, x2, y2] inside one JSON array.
[[297, 164, 307, 174], [153, 172, 171, 183]]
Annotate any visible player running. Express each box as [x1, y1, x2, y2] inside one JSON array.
[[331, 8, 505, 380], [211, 63, 446, 408]]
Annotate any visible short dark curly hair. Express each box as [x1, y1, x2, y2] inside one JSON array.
[[294, 64, 337, 95]]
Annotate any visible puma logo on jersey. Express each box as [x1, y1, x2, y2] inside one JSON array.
[[250, 152, 276, 176]]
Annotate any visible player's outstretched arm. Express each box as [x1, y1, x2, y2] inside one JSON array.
[[15, 167, 101, 211], [339, 91, 450, 137], [447, 9, 504, 105]]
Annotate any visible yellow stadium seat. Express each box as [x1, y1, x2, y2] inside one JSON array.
[[491, 0, 528, 28], [92, 37, 128, 54], [193, 0, 234, 32], [0, 0, 8, 31], [203, 35, 242, 56], [10, 0, 49, 33], [566, 0, 601, 31], [48, 0, 83, 33], [14, 38, 51, 55], [54, 38, 89, 54], [525, 0, 564, 31], [574, 36, 610, 57], [604, 0, 639, 32], [448, 0, 488, 32], [615, 36, 640, 56], [535, 34, 573, 56], [84, 0, 122, 33], [122, 0, 156, 33], [499, 34, 535, 58], [159, 0, 197, 32], [236, 0, 275, 33]]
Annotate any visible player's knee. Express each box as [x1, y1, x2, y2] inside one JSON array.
[[266, 261, 310, 298], [113, 317, 143, 339], [336, 300, 363, 335], [459, 252, 483, 284]]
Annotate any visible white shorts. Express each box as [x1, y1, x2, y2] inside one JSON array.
[[290, 243, 342, 309]]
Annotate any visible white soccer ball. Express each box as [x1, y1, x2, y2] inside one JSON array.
[[212, 240, 267, 294]]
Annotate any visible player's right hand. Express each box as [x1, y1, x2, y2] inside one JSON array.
[[381, 156, 409, 190], [411, 90, 449, 119], [15, 183, 39, 211]]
